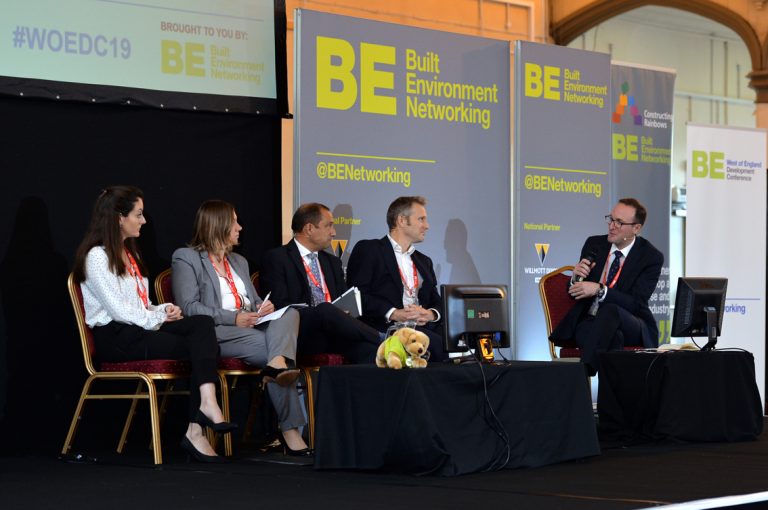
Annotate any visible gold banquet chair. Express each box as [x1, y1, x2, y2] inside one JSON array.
[[538, 266, 581, 360], [154, 268, 263, 456], [62, 273, 190, 465], [538, 265, 645, 360]]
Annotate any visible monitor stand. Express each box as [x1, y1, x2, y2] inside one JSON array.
[[701, 306, 718, 351]]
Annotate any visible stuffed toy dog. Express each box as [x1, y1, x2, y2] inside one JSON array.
[[376, 327, 430, 369]]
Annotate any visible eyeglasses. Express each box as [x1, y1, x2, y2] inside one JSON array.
[[604, 215, 639, 228]]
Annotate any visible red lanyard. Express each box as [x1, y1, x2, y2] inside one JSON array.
[[124, 248, 148, 308], [209, 254, 243, 310], [301, 256, 331, 303], [601, 251, 625, 289], [398, 260, 419, 298]]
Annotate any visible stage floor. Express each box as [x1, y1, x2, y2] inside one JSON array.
[[3, 418, 768, 510]]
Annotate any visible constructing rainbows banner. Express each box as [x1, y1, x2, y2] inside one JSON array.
[[610, 63, 675, 344]]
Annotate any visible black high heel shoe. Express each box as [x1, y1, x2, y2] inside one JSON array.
[[261, 366, 300, 387], [180, 436, 226, 464], [277, 434, 314, 458], [194, 410, 238, 433]]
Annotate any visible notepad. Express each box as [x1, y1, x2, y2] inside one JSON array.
[[254, 305, 292, 326], [332, 286, 362, 318]]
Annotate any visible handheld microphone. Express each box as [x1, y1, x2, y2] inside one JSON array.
[[574, 250, 597, 282]]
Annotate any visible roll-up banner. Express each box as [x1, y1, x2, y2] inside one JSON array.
[[514, 41, 611, 361], [686, 124, 767, 405], [294, 9, 511, 328], [610, 63, 675, 344]]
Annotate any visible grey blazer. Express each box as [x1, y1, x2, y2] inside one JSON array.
[[171, 247, 262, 326]]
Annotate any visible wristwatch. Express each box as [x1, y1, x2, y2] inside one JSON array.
[[597, 283, 606, 300]]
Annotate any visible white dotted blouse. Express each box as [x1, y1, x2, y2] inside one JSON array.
[[81, 246, 167, 330]]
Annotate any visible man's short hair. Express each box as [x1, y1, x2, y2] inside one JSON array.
[[618, 197, 647, 225], [386, 196, 427, 230], [291, 203, 330, 233]]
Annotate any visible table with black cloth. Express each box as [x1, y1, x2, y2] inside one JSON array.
[[598, 350, 763, 443], [313, 362, 600, 476]]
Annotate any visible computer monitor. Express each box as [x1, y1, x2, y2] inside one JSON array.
[[671, 277, 728, 351], [441, 284, 510, 354]]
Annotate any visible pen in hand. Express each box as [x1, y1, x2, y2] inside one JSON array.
[[256, 292, 271, 315]]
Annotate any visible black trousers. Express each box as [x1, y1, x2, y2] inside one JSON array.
[[93, 315, 220, 421], [574, 303, 645, 375], [297, 303, 381, 364]]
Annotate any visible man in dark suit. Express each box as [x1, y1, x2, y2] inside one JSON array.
[[261, 203, 380, 363], [346, 196, 446, 362], [550, 197, 663, 376]]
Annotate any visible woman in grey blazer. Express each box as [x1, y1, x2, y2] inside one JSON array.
[[172, 200, 310, 456]]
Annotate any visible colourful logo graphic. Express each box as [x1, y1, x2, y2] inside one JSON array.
[[331, 239, 348, 258], [612, 81, 641, 125], [534, 243, 550, 266]]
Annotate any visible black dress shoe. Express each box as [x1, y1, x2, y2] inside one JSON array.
[[180, 436, 226, 464], [278, 435, 314, 458], [261, 366, 300, 387], [283, 445, 314, 458], [194, 410, 238, 433]]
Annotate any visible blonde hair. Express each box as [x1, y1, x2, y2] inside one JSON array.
[[189, 200, 236, 254]]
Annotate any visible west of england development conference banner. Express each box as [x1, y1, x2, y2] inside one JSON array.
[[514, 44, 674, 361], [686, 124, 767, 404], [294, 10, 511, 315]]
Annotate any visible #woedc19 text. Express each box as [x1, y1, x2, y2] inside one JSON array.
[[314, 36, 500, 130]]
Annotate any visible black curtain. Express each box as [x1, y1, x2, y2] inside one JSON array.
[[0, 95, 281, 454]]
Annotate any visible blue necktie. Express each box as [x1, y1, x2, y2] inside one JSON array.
[[606, 251, 623, 286], [307, 253, 325, 306]]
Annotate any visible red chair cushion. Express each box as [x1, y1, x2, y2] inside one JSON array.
[[218, 357, 256, 371], [557, 345, 647, 359], [298, 353, 347, 366], [558, 347, 582, 358], [99, 359, 190, 374]]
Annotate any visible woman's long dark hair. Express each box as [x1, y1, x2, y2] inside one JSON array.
[[73, 186, 146, 283]]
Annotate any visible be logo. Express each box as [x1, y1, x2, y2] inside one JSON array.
[[315, 36, 396, 115], [691, 150, 725, 179], [523, 63, 560, 100]]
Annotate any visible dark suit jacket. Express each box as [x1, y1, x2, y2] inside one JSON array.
[[550, 235, 663, 348], [346, 236, 443, 333], [260, 240, 347, 308]]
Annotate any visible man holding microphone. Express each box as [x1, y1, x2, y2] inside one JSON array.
[[549, 198, 663, 375]]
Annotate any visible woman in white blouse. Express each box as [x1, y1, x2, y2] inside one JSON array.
[[172, 200, 311, 457], [72, 186, 233, 463]]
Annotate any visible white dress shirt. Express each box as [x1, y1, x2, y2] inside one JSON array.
[[387, 235, 420, 308], [385, 235, 440, 322], [294, 238, 328, 298], [216, 258, 252, 311], [599, 236, 636, 302]]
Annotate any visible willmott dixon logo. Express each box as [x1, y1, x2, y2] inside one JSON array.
[[612, 81, 642, 126], [534, 243, 550, 266], [331, 239, 348, 258]]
